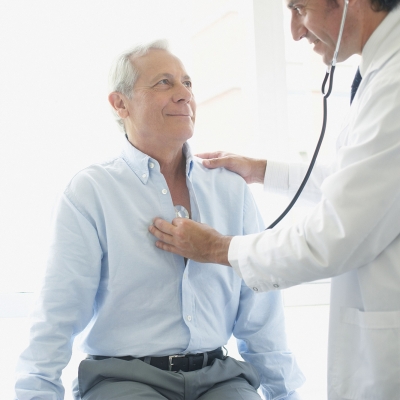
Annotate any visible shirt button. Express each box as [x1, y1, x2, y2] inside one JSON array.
[[187, 315, 192, 322], [142, 173, 147, 178], [253, 287, 258, 292], [161, 189, 168, 194], [273, 284, 279, 288], [149, 162, 155, 168]]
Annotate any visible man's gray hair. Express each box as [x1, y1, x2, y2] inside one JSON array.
[[109, 39, 170, 132]]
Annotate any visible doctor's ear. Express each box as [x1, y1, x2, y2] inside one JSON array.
[[108, 92, 129, 119]]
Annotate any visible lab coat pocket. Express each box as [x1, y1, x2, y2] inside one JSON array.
[[331, 307, 400, 400]]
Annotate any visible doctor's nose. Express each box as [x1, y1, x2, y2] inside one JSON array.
[[291, 17, 307, 41]]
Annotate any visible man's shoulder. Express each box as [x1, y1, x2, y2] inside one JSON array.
[[65, 156, 124, 197], [191, 157, 248, 188]]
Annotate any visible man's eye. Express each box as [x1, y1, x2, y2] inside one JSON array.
[[293, 6, 304, 15], [183, 81, 192, 88], [157, 79, 169, 85]]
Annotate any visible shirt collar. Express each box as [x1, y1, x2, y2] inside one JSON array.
[[121, 136, 194, 184], [182, 141, 195, 177], [360, 6, 400, 77]]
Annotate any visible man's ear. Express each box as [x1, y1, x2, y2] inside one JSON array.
[[108, 92, 129, 119]]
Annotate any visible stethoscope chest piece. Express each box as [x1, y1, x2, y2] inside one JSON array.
[[174, 205, 190, 219]]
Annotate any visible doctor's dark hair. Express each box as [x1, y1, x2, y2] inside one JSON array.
[[108, 39, 170, 132], [369, 0, 400, 11], [328, 0, 399, 12]]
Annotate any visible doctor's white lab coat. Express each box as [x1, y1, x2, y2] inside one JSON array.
[[229, 7, 400, 400]]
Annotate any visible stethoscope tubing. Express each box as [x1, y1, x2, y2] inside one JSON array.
[[266, 67, 336, 229], [266, 0, 349, 229]]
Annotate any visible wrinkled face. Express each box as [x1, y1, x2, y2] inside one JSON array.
[[124, 49, 196, 150], [286, 0, 350, 65]]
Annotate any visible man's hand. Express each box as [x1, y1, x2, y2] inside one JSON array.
[[149, 217, 232, 266], [196, 151, 267, 184]]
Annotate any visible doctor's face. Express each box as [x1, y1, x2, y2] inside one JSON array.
[[286, 0, 351, 65], [123, 49, 196, 153]]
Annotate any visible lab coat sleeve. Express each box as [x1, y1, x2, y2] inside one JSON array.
[[230, 70, 400, 291], [14, 191, 103, 399], [233, 187, 305, 399], [265, 160, 335, 206]]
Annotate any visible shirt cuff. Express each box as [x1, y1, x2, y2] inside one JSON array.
[[228, 234, 270, 293], [264, 160, 289, 192], [229, 231, 288, 293]]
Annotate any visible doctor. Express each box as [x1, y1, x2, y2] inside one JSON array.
[[149, 0, 400, 399]]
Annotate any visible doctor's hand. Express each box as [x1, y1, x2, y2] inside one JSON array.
[[149, 217, 232, 266], [196, 151, 267, 184]]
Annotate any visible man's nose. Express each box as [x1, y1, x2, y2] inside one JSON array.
[[172, 83, 192, 103], [291, 16, 307, 41]]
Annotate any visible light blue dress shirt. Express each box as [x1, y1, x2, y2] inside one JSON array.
[[15, 138, 304, 399]]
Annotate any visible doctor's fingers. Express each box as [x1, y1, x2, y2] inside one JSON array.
[[199, 153, 238, 170], [195, 150, 232, 160], [150, 217, 193, 243], [200, 154, 264, 184], [149, 218, 175, 242], [149, 218, 199, 258]]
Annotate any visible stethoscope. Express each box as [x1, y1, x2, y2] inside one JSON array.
[[175, 1, 350, 224], [266, 0, 350, 229]]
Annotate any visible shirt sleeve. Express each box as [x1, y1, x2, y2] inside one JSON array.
[[229, 67, 400, 292], [232, 186, 305, 398], [14, 192, 103, 399]]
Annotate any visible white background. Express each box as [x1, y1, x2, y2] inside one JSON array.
[[0, 0, 191, 292]]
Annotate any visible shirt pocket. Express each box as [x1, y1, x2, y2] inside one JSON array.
[[330, 307, 400, 400]]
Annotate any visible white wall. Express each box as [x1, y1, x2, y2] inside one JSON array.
[[0, 0, 191, 292]]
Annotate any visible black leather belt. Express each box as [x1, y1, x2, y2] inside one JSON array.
[[88, 348, 224, 372]]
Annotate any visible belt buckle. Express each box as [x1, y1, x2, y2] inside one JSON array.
[[168, 354, 185, 371]]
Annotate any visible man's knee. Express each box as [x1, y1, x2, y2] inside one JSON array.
[[82, 379, 167, 400], [197, 377, 261, 400]]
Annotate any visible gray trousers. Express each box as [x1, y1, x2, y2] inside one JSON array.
[[73, 356, 261, 400]]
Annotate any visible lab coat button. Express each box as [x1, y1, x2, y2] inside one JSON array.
[[162, 189, 168, 194], [142, 173, 147, 178], [149, 162, 155, 168], [187, 315, 192, 322], [273, 284, 279, 288], [253, 287, 258, 292]]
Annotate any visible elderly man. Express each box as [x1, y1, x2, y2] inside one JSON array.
[[149, 1, 400, 399], [14, 41, 304, 400]]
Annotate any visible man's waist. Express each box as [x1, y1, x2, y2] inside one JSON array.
[[87, 347, 224, 372]]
